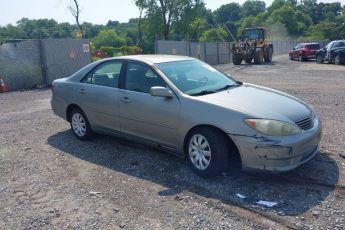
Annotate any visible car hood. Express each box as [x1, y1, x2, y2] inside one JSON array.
[[197, 83, 311, 123]]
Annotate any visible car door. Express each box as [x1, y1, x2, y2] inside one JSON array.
[[293, 44, 302, 59], [76, 60, 124, 132], [118, 61, 181, 149]]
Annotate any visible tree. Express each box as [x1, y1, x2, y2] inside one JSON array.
[[174, 0, 208, 41], [91, 29, 126, 48], [215, 3, 242, 24], [199, 27, 228, 42], [134, 0, 199, 40], [106, 20, 119, 27], [67, 0, 83, 37], [268, 5, 299, 35], [242, 0, 266, 17]]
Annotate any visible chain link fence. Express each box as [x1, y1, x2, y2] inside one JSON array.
[[0, 39, 91, 91]]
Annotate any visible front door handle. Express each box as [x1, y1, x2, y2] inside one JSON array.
[[79, 88, 86, 94], [121, 97, 131, 103]]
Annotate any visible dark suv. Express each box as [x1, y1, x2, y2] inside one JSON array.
[[316, 40, 345, 65], [289, 43, 321, 61]]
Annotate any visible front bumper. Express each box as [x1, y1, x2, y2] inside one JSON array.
[[230, 118, 322, 172]]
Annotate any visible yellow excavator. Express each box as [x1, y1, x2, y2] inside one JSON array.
[[229, 27, 273, 65]]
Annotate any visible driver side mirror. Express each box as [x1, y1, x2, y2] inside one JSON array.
[[150, 86, 174, 98], [292, 48, 296, 50]]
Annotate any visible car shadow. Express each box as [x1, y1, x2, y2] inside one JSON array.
[[47, 130, 339, 216]]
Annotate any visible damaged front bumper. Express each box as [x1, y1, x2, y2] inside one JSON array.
[[230, 118, 322, 172]]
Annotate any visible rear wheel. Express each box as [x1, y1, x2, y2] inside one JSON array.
[[264, 47, 273, 62], [253, 48, 264, 64], [70, 108, 93, 140], [289, 54, 293, 61], [335, 54, 343, 65], [316, 54, 323, 64], [187, 127, 230, 176], [232, 53, 242, 65]]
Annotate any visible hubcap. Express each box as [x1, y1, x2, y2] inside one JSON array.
[[72, 113, 86, 137], [189, 134, 211, 170]]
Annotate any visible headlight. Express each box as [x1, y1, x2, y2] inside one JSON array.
[[245, 119, 301, 136]]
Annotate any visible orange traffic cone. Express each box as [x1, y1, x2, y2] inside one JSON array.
[[0, 78, 8, 93]]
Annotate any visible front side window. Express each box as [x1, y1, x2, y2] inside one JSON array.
[[157, 60, 239, 96], [82, 62, 122, 88], [124, 62, 166, 93]]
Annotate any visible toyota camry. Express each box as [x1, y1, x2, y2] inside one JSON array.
[[51, 55, 322, 176]]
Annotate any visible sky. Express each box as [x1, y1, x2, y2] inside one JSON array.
[[1, 0, 345, 26]]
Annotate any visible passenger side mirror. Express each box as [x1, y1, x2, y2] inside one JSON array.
[[150, 86, 174, 98], [292, 48, 296, 50]]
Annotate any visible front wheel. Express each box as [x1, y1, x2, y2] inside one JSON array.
[[70, 108, 93, 140], [187, 128, 230, 176], [316, 55, 323, 64], [299, 55, 305, 62], [232, 53, 242, 65], [335, 54, 343, 65], [253, 48, 264, 64]]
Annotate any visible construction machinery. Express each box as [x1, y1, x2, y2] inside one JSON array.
[[230, 27, 273, 65]]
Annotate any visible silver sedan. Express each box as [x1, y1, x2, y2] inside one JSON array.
[[51, 55, 322, 176]]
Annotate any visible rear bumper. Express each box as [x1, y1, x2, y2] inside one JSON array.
[[51, 97, 67, 121], [230, 118, 322, 172]]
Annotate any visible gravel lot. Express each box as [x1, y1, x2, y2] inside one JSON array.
[[0, 55, 344, 229]]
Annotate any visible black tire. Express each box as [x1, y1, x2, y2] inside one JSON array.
[[299, 55, 304, 62], [253, 48, 264, 64], [245, 58, 252, 64], [70, 108, 93, 140], [232, 53, 242, 65], [289, 54, 293, 61], [186, 127, 230, 177], [316, 54, 323, 64], [264, 47, 273, 62], [335, 54, 343, 65]]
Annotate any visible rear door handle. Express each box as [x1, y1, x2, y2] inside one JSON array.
[[79, 88, 86, 94], [121, 97, 131, 103]]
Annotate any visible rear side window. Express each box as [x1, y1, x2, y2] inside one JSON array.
[[306, 44, 320, 49], [82, 62, 122, 88]]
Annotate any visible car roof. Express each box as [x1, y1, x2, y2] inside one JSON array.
[[299, 42, 320, 45], [105, 55, 195, 64]]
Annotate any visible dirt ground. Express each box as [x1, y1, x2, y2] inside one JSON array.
[[0, 55, 345, 229]]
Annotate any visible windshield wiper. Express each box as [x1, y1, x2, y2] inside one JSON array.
[[190, 90, 217, 96], [215, 84, 238, 92], [190, 83, 242, 96]]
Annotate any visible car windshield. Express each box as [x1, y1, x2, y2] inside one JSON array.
[[156, 60, 240, 96], [245, 29, 264, 40], [325, 42, 333, 50]]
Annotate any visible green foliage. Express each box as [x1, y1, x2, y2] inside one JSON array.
[[215, 3, 242, 24], [200, 27, 227, 42], [99, 46, 114, 57], [242, 0, 266, 17], [304, 21, 344, 41], [91, 29, 126, 48], [119, 46, 141, 55]]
